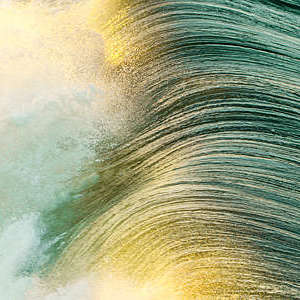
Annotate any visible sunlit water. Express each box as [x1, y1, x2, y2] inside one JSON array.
[[0, 1, 104, 298], [1, 0, 299, 299]]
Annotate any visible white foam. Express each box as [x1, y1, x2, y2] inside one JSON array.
[[0, 216, 37, 300], [0, 1, 105, 223], [0, 1, 106, 299], [27, 278, 93, 300], [0, 216, 93, 300]]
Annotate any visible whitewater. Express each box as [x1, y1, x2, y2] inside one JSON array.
[[0, 0, 299, 299], [0, 1, 109, 298]]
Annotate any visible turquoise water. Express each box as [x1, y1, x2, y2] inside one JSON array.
[[1, 0, 299, 299]]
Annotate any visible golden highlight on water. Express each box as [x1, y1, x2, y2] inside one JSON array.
[[0, 0, 299, 299]]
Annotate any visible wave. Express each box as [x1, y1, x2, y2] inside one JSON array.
[[4, 0, 300, 299]]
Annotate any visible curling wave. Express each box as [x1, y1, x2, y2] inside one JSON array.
[[20, 0, 300, 298]]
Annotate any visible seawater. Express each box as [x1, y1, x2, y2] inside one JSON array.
[[1, 0, 299, 299], [0, 1, 106, 298]]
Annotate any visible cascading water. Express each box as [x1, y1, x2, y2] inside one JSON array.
[[1, 0, 299, 299], [0, 1, 107, 298]]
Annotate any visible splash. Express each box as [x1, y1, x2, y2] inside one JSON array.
[[1, 0, 300, 299], [0, 1, 103, 299]]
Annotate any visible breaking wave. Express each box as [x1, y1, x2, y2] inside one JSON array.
[[1, 0, 299, 299]]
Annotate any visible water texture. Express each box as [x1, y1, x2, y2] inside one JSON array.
[[1, 0, 299, 299]]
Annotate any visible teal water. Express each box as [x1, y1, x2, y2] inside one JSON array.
[[1, 0, 300, 299]]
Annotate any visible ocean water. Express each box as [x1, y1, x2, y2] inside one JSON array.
[[1, 0, 300, 299], [0, 1, 104, 298]]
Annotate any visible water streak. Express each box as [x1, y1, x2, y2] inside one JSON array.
[[1, 0, 300, 299]]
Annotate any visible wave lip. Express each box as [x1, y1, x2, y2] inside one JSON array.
[[3, 0, 300, 299]]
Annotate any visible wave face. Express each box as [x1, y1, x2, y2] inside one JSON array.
[[5, 0, 300, 299]]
